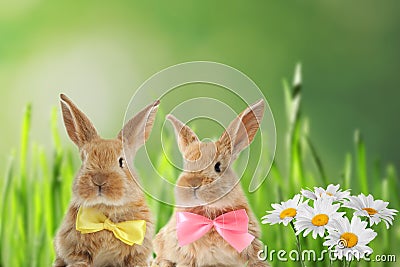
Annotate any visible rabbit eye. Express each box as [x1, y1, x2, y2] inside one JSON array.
[[119, 157, 124, 168], [214, 162, 221, 173]]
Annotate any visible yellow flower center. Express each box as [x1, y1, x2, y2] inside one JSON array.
[[340, 232, 358, 248], [326, 192, 333, 196], [311, 214, 329, 226], [363, 207, 378, 215], [279, 208, 297, 219]]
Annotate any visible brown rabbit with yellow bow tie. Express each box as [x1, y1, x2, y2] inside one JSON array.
[[53, 94, 159, 267]]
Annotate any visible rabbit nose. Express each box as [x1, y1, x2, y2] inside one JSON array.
[[192, 185, 201, 192], [187, 176, 202, 189], [91, 174, 107, 187]]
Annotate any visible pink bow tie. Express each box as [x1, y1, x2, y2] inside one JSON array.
[[176, 209, 255, 252]]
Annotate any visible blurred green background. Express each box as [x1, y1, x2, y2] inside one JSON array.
[[0, 1, 399, 266], [1, 1, 399, 174]]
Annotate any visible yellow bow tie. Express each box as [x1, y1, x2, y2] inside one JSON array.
[[76, 207, 146, 246]]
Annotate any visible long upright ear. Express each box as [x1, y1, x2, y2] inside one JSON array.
[[218, 99, 265, 158], [118, 100, 160, 157], [60, 94, 98, 148], [166, 114, 199, 155]]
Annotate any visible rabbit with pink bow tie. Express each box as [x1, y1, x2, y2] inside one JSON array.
[[153, 100, 269, 267]]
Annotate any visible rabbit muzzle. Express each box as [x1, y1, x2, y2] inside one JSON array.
[[175, 174, 217, 206], [177, 174, 214, 189], [91, 173, 108, 195]]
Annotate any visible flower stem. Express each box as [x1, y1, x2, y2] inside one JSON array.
[[290, 221, 306, 267], [324, 233, 333, 267]]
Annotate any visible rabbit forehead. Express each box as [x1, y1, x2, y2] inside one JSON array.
[[81, 139, 122, 163], [183, 142, 218, 171]]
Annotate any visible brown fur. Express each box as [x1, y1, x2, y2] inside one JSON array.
[[54, 94, 159, 267], [153, 100, 269, 267]]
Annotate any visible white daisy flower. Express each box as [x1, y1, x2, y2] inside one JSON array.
[[301, 184, 350, 202], [343, 193, 398, 229], [295, 198, 345, 239], [261, 194, 306, 226], [324, 216, 377, 260]]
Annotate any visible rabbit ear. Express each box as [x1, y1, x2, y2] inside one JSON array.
[[219, 99, 265, 158], [166, 114, 199, 154], [118, 100, 160, 157], [60, 94, 98, 148]]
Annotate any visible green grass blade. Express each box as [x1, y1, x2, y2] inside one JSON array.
[[285, 64, 304, 194], [18, 104, 32, 266], [354, 130, 368, 194], [305, 136, 328, 185], [343, 153, 352, 190], [0, 152, 15, 266], [19, 104, 31, 181]]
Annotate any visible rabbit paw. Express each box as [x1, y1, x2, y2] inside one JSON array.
[[151, 259, 175, 267], [248, 261, 270, 267], [66, 263, 90, 267]]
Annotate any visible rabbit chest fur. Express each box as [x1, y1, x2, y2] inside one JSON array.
[[55, 205, 154, 267]]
